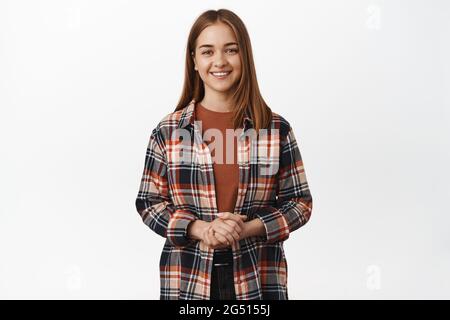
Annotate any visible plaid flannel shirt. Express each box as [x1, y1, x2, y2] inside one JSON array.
[[135, 100, 313, 300]]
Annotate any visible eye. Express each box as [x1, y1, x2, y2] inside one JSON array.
[[226, 48, 238, 54], [201, 50, 213, 55]]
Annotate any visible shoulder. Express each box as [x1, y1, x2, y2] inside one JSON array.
[[151, 106, 187, 142], [270, 111, 292, 141]]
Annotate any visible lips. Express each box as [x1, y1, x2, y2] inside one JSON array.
[[210, 71, 232, 79]]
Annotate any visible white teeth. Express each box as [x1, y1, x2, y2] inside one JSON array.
[[211, 72, 230, 76]]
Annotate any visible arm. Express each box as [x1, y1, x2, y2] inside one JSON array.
[[135, 126, 198, 247], [254, 125, 313, 244], [187, 220, 210, 240], [241, 218, 266, 239]]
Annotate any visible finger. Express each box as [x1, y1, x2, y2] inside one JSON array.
[[206, 227, 217, 247], [209, 228, 223, 247], [216, 230, 233, 248], [214, 220, 236, 234], [200, 226, 207, 242], [212, 227, 234, 245], [232, 218, 246, 232], [234, 215, 247, 231], [219, 212, 248, 223], [215, 226, 239, 242], [213, 230, 230, 245], [210, 221, 234, 238], [213, 227, 235, 244], [222, 219, 242, 233], [237, 219, 246, 231], [212, 231, 229, 248], [214, 238, 229, 249], [215, 213, 246, 235], [219, 219, 243, 236], [222, 226, 240, 241], [203, 228, 212, 246], [207, 228, 216, 246], [217, 212, 234, 220]]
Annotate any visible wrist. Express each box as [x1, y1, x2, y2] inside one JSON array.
[[241, 221, 251, 239], [187, 220, 209, 240], [242, 218, 266, 239]]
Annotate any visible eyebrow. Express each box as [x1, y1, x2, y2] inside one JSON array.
[[198, 42, 238, 49]]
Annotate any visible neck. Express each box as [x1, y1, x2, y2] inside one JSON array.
[[200, 87, 234, 112]]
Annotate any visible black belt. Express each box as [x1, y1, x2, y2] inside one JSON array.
[[213, 249, 233, 267]]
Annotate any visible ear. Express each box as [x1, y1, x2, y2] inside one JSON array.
[[191, 51, 198, 71]]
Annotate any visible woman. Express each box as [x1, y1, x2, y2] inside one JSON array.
[[135, 9, 313, 300]]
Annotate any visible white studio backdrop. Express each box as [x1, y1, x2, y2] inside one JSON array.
[[0, 0, 449, 299]]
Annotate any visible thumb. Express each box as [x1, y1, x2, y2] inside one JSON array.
[[239, 215, 248, 220]]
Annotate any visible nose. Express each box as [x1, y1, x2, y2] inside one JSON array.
[[214, 52, 227, 68]]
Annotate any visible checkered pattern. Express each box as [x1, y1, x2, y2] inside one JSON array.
[[135, 100, 313, 300]]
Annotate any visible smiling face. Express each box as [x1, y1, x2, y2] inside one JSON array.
[[192, 22, 242, 97]]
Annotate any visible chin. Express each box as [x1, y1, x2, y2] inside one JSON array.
[[211, 86, 234, 93], [206, 82, 237, 93]]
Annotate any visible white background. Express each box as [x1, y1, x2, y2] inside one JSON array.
[[1, 0, 449, 299]]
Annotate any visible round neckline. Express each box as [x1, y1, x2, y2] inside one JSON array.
[[197, 102, 234, 114]]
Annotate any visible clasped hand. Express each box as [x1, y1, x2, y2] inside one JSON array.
[[200, 212, 247, 249]]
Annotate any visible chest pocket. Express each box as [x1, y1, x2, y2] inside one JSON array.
[[248, 128, 280, 203]]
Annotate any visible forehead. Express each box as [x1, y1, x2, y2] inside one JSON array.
[[196, 22, 237, 47]]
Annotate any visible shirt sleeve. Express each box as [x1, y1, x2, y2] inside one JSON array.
[[254, 125, 313, 244], [135, 126, 198, 248]]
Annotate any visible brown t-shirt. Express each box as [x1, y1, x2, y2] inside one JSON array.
[[194, 102, 239, 214]]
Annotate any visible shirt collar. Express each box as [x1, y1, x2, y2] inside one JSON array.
[[177, 99, 253, 131]]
